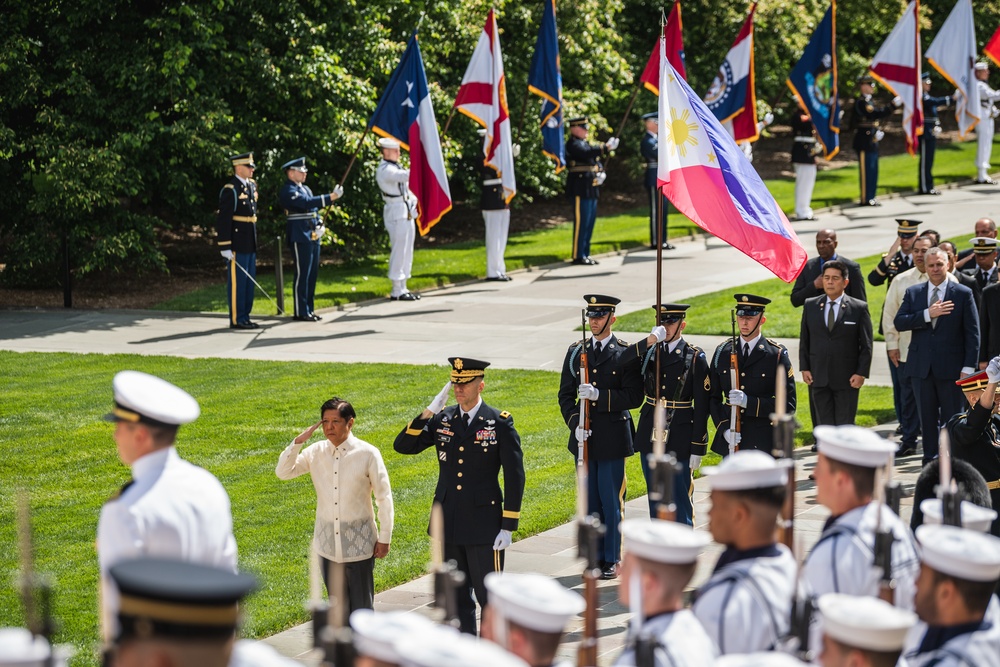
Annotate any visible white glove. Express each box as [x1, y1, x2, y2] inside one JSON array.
[[762, 112, 774, 126], [426, 381, 452, 414], [723, 429, 742, 447], [650, 325, 667, 343], [987, 356, 1000, 383], [332, 184, 344, 199], [493, 529, 512, 551], [892, 96, 903, 107], [595, 171, 607, 186], [874, 130, 885, 143], [605, 137, 620, 151], [728, 389, 748, 408], [689, 455, 703, 471], [578, 383, 599, 401], [512, 143, 521, 158], [220, 249, 234, 261], [932, 125, 942, 137], [953, 89, 961, 100], [574, 426, 592, 444]]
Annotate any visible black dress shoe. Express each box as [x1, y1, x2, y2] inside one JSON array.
[[896, 444, 916, 457], [975, 178, 998, 185], [293, 314, 320, 322], [571, 258, 588, 265], [662, 243, 676, 250], [928, 189, 942, 195], [391, 292, 420, 301], [894, 424, 903, 435], [600, 563, 618, 580], [865, 199, 882, 207], [230, 322, 255, 330], [248, 321, 260, 328], [584, 257, 599, 265], [485, 275, 512, 282], [310, 313, 322, 321]]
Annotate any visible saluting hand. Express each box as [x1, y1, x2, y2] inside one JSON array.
[[294, 421, 322, 445]]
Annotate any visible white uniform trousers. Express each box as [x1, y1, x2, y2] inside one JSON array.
[[384, 214, 414, 296], [977, 117, 995, 180], [483, 209, 510, 279], [793, 163, 817, 219]]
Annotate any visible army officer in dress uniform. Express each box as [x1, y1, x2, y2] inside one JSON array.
[[558, 295, 643, 578], [640, 112, 671, 250], [565, 117, 619, 265], [393, 357, 525, 636], [279, 157, 344, 321], [217, 152, 259, 329], [853, 75, 900, 207], [622, 304, 710, 524], [709, 294, 796, 456]]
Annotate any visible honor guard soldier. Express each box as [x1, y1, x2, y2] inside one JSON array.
[[946, 364, 1000, 536], [559, 294, 643, 578], [709, 294, 796, 456], [278, 157, 344, 321], [918, 72, 952, 195], [477, 128, 516, 282], [974, 61, 1000, 184], [623, 303, 710, 523], [217, 152, 259, 329], [376, 137, 420, 301], [393, 358, 525, 635], [902, 525, 1000, 666], [98, 371, 238, 633], [691, 451, 797, 654], [640, 112, 671, 250], [349, 609, 439, 667], [802, 426, 920, 653], [565, 117, 619, 265], [853, 75, 900, 206], [396, 623, 529, 667], [791, 106, 819, 221], [613, 519, 718, 666], [817, 593, 916, 667], [482, 572, 585, 667]]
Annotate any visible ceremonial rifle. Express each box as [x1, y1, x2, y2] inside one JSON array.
[[576, 464, 604, 667], [873, 467, 897, 605], [430, 502, 466, 629], [771, 368, 797, 550], [16, 490, 56, 667], [883, 451, 902, 517], [938, 429, 962, 527], [317, 559, 355, 666], [630, 562, 658, 667], [784, 588, 815, 662], [648, 404, 679, 522], [729, 310, 742, 455]]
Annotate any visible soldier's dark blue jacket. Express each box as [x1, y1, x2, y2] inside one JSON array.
[[216, 177, 258, 254], [565, 136, 608, 199], [279, 180, 329, 245]]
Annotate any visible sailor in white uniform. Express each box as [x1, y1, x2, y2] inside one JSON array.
[[395, 622, 529, 667], [692, 451, 798, 654], [613, 519, 718, 666], [375, 137, 421, 301], [349, 608, 440, 667], [817, 593, 916, 667]]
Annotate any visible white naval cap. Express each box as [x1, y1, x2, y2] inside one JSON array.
[[715, 652, 807, 667], [916, 524, 1000, 581], [975, 61, 990, 71], [814, 424, 895, 468], [349, 609, 440, 663], [103, 370, 200, 427], [621, 518, 710, 564], [484, 572, 585, 633], [0, 628, 69, 667], [378, 137, 401, 149], [701, 450, 791, 491], [920, 498, 998, 533], [818, 593, 917, 652], [397, 624, 529, 667]]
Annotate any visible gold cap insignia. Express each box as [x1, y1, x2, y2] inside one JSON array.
[[741, 296, 748, 302], [454, 358, 463, 370], [590, 297, 596, 303]]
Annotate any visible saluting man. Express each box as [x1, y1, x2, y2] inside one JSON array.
[[853, 75, 900, 206], [709, 294, 796, 456], [393, 357, 525, 636], [558, 294, 643, 578], [565, 117, 619, 265], [376, 137, 420, 301], [217, 152, 259, 329], [623, 303, 711, 523], [640, 112, 671, 250], [279, 157, 343, 321]]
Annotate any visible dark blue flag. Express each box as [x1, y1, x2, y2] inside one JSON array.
[[786, 3, 839, 158], [527, 0, 565, 172]]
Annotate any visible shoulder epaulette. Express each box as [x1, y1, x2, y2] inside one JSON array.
[[223, 183, 235, 189], [499, 410, 511, 419], [766, 337, 786, 349], [616, 336, 628, 346]]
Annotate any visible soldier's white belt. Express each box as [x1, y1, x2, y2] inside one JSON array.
[[232, 215, 257, 223], [482, 178, 502, 186], [794, 137, 816, 143], [988, 479, 1000, 491], [286, 212, 316, 220], [644, 396, 693, 409]]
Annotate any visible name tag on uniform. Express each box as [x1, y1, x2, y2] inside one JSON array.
[[844, 321, 857, 325], [436, 427, 454, 437]]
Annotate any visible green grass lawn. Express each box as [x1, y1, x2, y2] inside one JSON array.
[[154, 141, 998, 315], [0, 350, 896, 665]]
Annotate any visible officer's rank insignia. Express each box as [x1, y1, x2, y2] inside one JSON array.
[[500, 410, 511, 418], [438, 450, 447, 461]]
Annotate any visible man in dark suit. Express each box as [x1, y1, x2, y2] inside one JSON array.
[[640, 112, 671, 250], [895, 247, 980, 464], [394, 357, 525, 635], [565, 117, 618, 265], [799, 260, 874, 425], [790, 229, 867, 308], [709, 294, 796, 456], [622, 304, 711, 523], [558, 294, 642, 578]]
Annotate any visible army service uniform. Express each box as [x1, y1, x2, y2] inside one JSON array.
[[919, 80, 952, 195], [852, 86, 894, 205], [217, 153, 259, 327], [640, 113, 668, 248], [565, 118, 610, 263]]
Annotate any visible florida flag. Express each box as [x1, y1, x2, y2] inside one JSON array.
[[455, 9, 516, 203], [369, 33, 452, 235], [639, 0, 686, 93], [869, 0, 923, 155], [705, 4, 759, 143], [658, 41, 807, 283]]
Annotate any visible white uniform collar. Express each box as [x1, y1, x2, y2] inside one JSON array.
[[131, 446, 174, 481]]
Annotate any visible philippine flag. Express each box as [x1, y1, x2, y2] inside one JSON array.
[[369, 33, 453, 235], [658, 40, 807, 283], [704, 4, 758, 143]]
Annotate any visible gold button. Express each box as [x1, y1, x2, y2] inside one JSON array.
[[457, 485, 462, 490], [459, 447, 464, 451], [458, 459, 463, 464], [741, 372, 746, 377], [458, 472, 463, 477]]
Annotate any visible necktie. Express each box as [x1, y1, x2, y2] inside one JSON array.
[[743, 342, 750, 358], [462, 412, 471, 429], [593, 341, 602, 356], [979, 271, 988, 288], [931, 286, 940, 328], [827, 301, 836, 331]]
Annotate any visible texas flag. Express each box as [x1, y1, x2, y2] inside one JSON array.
[[639, 0, 686, 92], [454, 9, 516, 204], [869, 0, 923, 155], [704, 3, 759, 143], [658, 40, 807, 283], [369, 33, 453, 235]]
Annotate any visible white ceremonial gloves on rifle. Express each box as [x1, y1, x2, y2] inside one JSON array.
[[762, 112, 775, 126], [512, 143, 521, 158], [493, 529, 512, 551], [594, 171, 607, 186], [689, 455, 702, 471], [987, 356, 1000, 383], [605, 136, 620, 151], [426, 381, 452, 414], [728, 389, 748, 408], [314, 225, 326, 239], [574, 426, 591, 444], [332, 184, 345, 199], [578, 383, 599, 401], [723, 429, 742, 447], [892, 96, 904, 107], [220, 249, 234, 261], [933, 125, 942, 137], [651, 325, 667, 343], [874, 130, 885, 143]]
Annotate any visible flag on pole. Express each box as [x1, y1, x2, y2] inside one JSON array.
[[985, 23, 1000, 67], [704, 3, 759, 143], [926, 0, 980, 139], [369, 33, 452, 236], [869, 0, 923, 155], [657, 40, 807, 283], [639, 0, 686, 93], [454, 9, 517, 204], [786, 2, 840, 158], [527, 0, 565, 172]]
